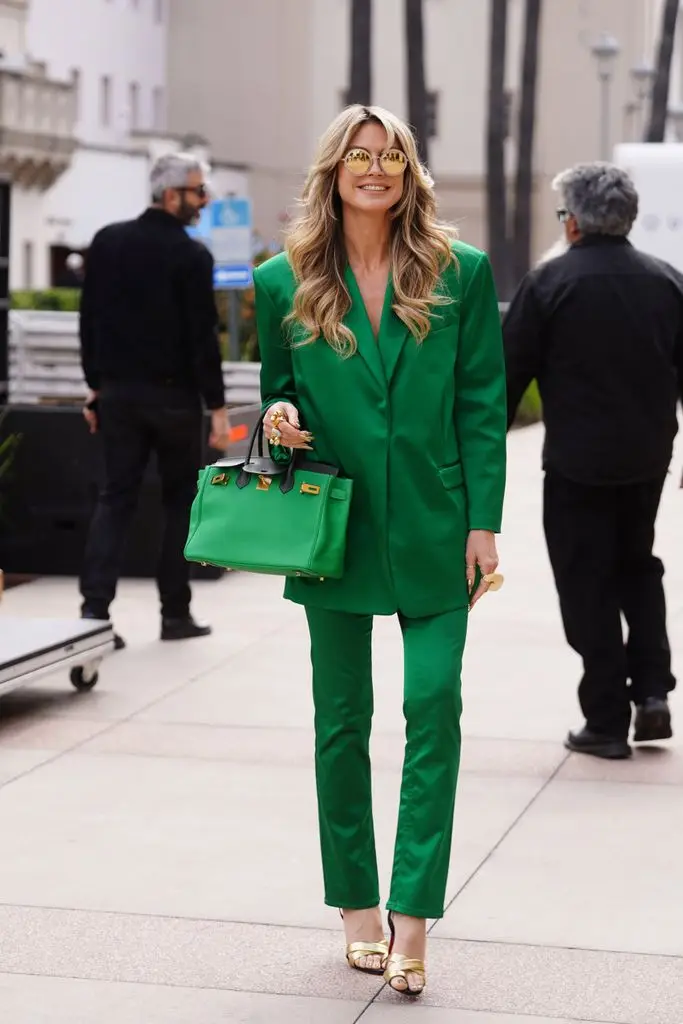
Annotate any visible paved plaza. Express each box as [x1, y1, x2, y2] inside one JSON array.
[[1, 422, 682, 1023]]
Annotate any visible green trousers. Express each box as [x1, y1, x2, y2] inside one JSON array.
[[305, 605, 467, 920]]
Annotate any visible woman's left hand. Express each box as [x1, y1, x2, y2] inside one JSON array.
[[465, 530, 499, 610]]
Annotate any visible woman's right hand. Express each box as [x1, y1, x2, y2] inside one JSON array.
[[263, 402, 314, 450]]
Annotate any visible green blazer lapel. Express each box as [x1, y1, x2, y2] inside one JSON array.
[[343, 266, 386, 389], [378, 289, 411, 386]]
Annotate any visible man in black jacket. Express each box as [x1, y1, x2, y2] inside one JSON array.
[[504, 162, 683, 760], [79, 152, 231, 644]]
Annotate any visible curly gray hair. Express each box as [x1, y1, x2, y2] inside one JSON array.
[[150, 152, 208, 202], [552, 162, 638, 237]]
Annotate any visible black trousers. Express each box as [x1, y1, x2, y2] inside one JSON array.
[[80, 382, 203, 620], [544, 471, 676, 739]]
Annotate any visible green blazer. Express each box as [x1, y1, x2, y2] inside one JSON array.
[[253, 240, 507, 617]]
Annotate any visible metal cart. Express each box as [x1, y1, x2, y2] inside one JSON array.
[[0, 617, 116, 698]]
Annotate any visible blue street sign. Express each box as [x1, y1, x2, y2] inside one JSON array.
[[210, 197, 251, 230], [213, 262, 253, 290], [210, 197, 253, 265], [187, 198, 253, 291]]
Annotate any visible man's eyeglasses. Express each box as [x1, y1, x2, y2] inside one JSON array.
[[556, 207, 571, 223], [177, 184, 209, 199]]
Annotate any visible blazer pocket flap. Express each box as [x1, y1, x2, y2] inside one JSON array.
[[438, 462, 464, 490]]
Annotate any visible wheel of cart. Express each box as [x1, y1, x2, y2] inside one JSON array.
[[70, 657, 103, 692]]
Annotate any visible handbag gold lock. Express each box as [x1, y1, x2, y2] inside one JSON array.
[[211, 473, 228, 486], [256, 475, 272, 491], [300, 482, 321, 495]]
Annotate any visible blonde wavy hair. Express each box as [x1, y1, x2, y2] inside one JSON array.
[[285, 105, 456, 355]]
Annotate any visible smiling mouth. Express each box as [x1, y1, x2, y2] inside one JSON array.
[[359, 184, 389, 192]]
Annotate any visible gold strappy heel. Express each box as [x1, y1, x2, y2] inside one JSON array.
[[383, 911, 426, 996], [340, 910, 389, 976], [346, 940, 390, 975]]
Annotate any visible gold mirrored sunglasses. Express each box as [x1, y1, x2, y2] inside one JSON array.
[[343, 147, 407, 177]]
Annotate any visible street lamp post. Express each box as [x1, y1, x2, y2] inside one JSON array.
[[667, 104, 683, 141], [630, 62, 657, 139], [591, 33, 621, 160]]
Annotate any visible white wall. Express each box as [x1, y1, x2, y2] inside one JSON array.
[[43, 147, 150, 252], [167, 0, 314, 243], [0, 0, 27, 56], [26, 0, 167, 145], [424, 0, 489, 177], [41, 143, 249, 253], [11, 186, 48, 290], [10, 0, 171, 284], [8, 147, 148, 289], [309, 0, 348, 154]]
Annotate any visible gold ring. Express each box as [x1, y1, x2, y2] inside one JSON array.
[[270, 428, 282, 445], [270, 410, 285, 428], [483, 573, 504, 592]]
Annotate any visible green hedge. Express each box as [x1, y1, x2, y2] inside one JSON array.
[[515, 380, 542, 426], [11, 289, 81, 311]]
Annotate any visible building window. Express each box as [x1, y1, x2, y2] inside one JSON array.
[[23, 241, 33, 289], [129, 81, 139, 130], [100, 75, 111, 126], [152, 86, 164, 130], [71, 68, 81, 118], [155, 0, 164, 23], [426, 90, 439, 139]]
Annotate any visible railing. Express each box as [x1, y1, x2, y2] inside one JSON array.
[[7, 310, 261, 407], [0, 69, 76, 146]]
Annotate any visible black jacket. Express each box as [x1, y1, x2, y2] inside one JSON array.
[[79, 208, 225, 410], [504, 235, 683, 484]]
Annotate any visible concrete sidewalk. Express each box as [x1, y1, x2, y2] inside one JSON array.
[[1, 423, 682, 1024]]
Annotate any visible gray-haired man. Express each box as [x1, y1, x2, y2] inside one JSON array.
[[79, 152, 231, 644], [505, 162, 683, 759]]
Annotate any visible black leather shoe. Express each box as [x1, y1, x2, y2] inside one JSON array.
[[82, 610, 126, 651], [633, 698, 673, 743], [565, 726, 632, 760], [160, 616, 212, 641]]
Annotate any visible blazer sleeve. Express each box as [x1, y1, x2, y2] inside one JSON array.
[[254, 267, 298, 413], [454, 252, 507, 533]]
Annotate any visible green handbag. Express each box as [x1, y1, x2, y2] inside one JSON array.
[[184, 413, 353, 579]]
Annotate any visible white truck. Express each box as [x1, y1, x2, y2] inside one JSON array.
[[614, 143, 683, 273]]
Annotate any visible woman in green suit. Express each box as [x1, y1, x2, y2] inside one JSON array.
[[254, 105, 506, 996]]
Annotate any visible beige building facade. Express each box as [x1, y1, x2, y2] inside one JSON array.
[[168, 0, 681, 259]]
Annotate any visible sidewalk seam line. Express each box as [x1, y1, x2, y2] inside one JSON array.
[[1, 900, 678, 960], [0, 619, 294, 795], [438, 750, 572, 916], [0, 967, 380, 1008]]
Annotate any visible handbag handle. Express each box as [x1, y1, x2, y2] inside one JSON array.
[[245, 408, 269, 462], [241, 407, 339, 493], [238, 408, 299, 492]]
